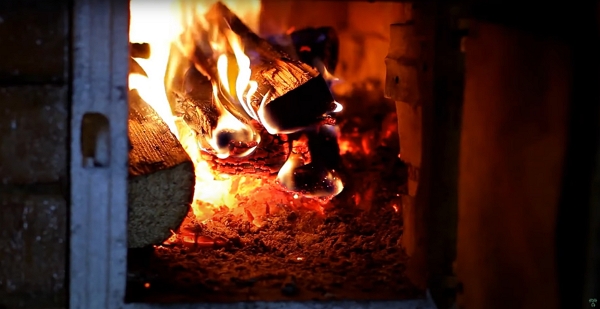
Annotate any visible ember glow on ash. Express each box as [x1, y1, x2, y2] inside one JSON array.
[[129, 0, 345, 227]]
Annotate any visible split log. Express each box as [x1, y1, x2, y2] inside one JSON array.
[[196, 2, 336, 134], [127, 89, 195, 248], [168, 55, 292, 176], [162, 3, 341, 178]]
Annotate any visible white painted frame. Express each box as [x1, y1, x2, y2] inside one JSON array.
[[69, 0, 436, 308], [70, 0, 129, 308]]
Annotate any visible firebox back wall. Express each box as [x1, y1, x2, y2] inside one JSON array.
[[0, 0, 70, 308], [260, 0, 412, 92]]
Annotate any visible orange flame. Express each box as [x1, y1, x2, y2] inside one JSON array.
[[204, 29, 261, 159]]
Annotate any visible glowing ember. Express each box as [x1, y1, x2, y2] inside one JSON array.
[[164, 230, 178, 245]]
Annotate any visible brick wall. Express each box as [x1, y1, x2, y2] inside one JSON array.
[[0, 0, 69, 308]]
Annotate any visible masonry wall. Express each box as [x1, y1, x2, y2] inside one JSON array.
[[0, 1, 69, 308]]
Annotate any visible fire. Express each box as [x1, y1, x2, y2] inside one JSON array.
[[174, 108, 267, 221], [129, 0, 265, 222], [206, 29, 261, 159], [129, 0, 344, 227], [218, 30, 259, 121], [129, 0, 182, 136]]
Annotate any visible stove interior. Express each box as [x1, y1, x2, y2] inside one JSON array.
[[125, 0, 419, 303], [2, 0, 599, 308]]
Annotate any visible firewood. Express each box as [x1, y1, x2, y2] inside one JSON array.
[[127, 89, 195, 248], [168, 56, 292, 176], [163, 3, 341, 179], [192, 2, 336, 134]]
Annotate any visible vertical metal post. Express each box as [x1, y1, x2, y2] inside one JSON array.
[[70, 0, 129, 308]]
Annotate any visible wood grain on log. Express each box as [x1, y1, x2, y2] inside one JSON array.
[[128, 89, 195, 248], [167, 58, 292, 176]]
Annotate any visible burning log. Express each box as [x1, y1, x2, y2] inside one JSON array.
[[159, 3, 344, 198], [164, 2, 339, 177], [171, 60, 219, 140], [192, 2, 336, 134], [127, 89, 194, 248], [169, 58, 293, 176]]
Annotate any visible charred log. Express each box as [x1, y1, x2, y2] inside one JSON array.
[[167, 46, 294, 175], [128, 89, 194, 248], [306, 125, 343, 171], [195, 2, 336, 134], [169, 59, 292, 174], [161, 3, 342, 179]]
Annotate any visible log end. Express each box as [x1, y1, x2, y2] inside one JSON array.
[[128, 161, 195, 248], [127, 89, 195, 248]]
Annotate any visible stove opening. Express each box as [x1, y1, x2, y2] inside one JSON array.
[[125, 0, 420, 302]]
